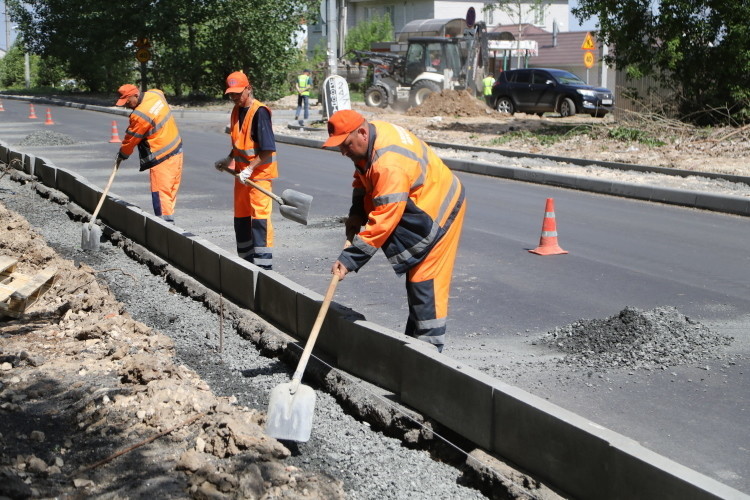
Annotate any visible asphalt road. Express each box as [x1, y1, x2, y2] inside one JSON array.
[[2, 99, 749, 494]]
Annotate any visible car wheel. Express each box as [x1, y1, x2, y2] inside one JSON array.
[[559, 98, 576, 117], [495, 97, 514, 115], [365, 86, 389, 108], [409, 80, 441, 108]]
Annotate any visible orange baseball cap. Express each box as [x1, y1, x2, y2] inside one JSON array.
[[115, 84, 139, 106], [225, 71, 250, 94], [323, 110, 366, 148]]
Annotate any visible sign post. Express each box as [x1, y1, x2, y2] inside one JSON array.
[[322, 75, 351, 120], [135, 38, 152, 92], [580, 32, 596, 84]]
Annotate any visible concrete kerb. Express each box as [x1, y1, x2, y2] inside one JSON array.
[[5, 109, 748, 498], [219, 255, 258, 311]]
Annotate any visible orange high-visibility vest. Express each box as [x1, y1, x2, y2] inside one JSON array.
[[121, 89, 183, 171], [229, 99, 278, 180], [341, 120, 465, 275]]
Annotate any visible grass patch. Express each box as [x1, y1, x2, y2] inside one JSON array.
[[489, 124, 593, 146], [607, 126, 666, 146]]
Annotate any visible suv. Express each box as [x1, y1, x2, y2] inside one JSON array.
[[491, 68, 614, 117]]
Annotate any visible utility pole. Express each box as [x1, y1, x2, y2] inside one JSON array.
[[326, 0, 337, 76], [4, 2, 10, 52]]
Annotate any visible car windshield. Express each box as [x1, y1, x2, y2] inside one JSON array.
[[550, 70, 586, 85]]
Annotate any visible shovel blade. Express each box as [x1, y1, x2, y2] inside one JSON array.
[[265, 382, 316, 442], [81, 222, 101, 251], [278, 189, 312, 225]]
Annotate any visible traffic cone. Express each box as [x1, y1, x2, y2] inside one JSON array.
[[0, 100, 5, 112], [529, 198, 568, 255], [28, 103, 38, 119], [44, 108, 55, 125], [108, 120, 122, 143]]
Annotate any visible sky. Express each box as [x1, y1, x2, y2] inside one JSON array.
[[568, 0, 600, 32]]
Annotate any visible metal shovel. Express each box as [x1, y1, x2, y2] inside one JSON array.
[[265, 272, 341, 442], [82, 159, 120, 251], [216, 164, 312, 225]]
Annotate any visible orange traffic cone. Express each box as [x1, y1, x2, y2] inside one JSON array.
[[28, 103, 38, 119], [108, 120, 122, 143], [0, 100, 5, 112], [44, 108, 55, 125], [529, 198, 568, 255]]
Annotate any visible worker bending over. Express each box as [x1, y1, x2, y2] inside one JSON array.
[[324, 110, 466, 352], [115, 84, 183, 223]]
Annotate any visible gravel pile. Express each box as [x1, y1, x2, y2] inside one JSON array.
[[18, 130, 80, 146], [541, 306, 735, 372]]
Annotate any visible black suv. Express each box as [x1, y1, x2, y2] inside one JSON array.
[[491, 68, 614, 117]]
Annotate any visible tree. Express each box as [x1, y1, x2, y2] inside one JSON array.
[[345, 13, 394, 53], [572, 0, 750, 124], [483, 0, 547, 68]]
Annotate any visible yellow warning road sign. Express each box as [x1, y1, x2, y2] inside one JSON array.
[[584, 51, 595, 68], [581, 32, 596, 50]]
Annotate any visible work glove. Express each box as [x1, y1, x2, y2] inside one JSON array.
[[238, 167, 252, 184], [214, 156, 232, 172], [116, 151, 128, 162]]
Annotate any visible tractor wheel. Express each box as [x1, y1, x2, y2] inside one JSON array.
[[409, 80, 441, 108], [365, 86, 389, 108]]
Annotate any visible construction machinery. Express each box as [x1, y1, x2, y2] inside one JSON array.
[[345, 16, 490, 109]]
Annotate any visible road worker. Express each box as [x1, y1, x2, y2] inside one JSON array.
[[482, 74, 496, 107], [214, 71, 277, 270], [295, 69, 312, 126], [324, 110, 466, 352], [115, 84, 183, 223]]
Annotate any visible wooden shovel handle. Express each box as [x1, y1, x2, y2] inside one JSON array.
[[216, 164, 283, 204], [91, 159, 120, 222], [290, 272, 341, 388]]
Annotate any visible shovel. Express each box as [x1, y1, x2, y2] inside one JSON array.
[[82, 159, 120, 251], [216, 164, 312, 225], [265, 271, 341, 442]]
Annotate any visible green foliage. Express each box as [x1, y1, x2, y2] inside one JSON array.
[[0, 45, 28, 88], [345, 14, 394, 52], [572, 0, 750, 124], [607, 126, 666, 146]]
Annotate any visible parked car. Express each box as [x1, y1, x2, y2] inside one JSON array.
[[491, 68, 614, 117]]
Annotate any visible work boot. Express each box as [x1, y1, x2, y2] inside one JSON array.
[[298, 120, 304, 126]]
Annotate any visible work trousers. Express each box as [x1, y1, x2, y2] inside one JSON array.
[[234, 178, 274, 269], [404, 201, 466, 352], [149, 153, 183, 223], [295, 95, 309, 121]]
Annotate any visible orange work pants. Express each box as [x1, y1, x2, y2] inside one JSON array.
[[405, 200, 466, 351], [233, 179, 274, 269], [149, 153, 183, 222]]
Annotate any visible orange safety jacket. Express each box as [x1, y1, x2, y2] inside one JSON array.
[[229, 99, 278, 180], [339, 121, 465, 275], [120, 89, 183, 171]]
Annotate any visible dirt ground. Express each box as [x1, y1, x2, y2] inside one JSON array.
[[0, 204, 345, 499], [272, 90, 750, 177]]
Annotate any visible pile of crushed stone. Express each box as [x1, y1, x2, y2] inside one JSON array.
[[406, 89, 490, 118], [18, 130, 80, 147], [541, 306, 734, 372]]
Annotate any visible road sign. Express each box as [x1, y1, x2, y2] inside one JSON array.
[[581, 32, 595, 50], [584, 51, 595, 68], [135, 48, 151, 63], [135, 37, 151, 49]]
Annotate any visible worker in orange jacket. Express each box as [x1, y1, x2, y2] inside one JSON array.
[[324, 110, 466, 352], [214, 72, 277, 270], [115, 84, 183, 223]]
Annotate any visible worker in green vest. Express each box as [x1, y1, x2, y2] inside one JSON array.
[[295, 69, 313, 126], [482, 74, 496, 107]]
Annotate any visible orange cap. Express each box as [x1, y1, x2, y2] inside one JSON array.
[[115, 84, 139, 106], [225, 71, 250, 94], [322, 110, 366, 148]]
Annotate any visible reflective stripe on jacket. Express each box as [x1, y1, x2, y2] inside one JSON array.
[[121, 89, 183, 171], [297, 74, 312, 96], [482, 76, 495, 96], [339, 121, 465, 275], [229, 99, 278, 180]]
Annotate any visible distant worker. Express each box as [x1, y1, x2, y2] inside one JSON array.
[[482, 74, 496, 107], [324, 110, 466, 353], [115, 84, 183, 223], [214, 71, 277, 270], [295, 69, 313, 126]]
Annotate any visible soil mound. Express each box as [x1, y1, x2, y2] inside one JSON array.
[[406, 90, 490, 117], [542, 306, 734, 372]]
